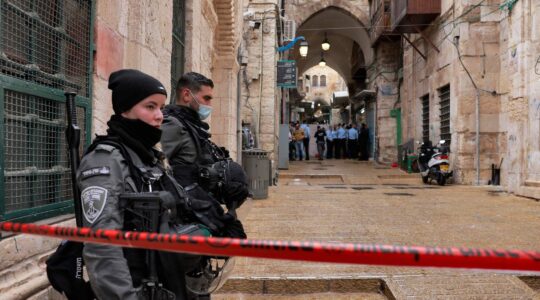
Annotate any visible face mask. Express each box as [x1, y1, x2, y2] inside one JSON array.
[[189, 90, 213, 120]]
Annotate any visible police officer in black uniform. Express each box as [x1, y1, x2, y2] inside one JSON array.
[[161, 72, 249, 298], [78, 69, 193, 299]]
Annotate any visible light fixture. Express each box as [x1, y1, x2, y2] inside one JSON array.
[[319, 53, 326, 67], [299, 41, 308, 57], [321, 33, 330, 51]]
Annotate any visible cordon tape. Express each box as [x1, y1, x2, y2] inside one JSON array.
[[1, 222, 539, 273]]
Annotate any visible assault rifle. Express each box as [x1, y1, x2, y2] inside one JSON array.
[[65, 92, 82, 227], [45, 92, 95, 300], [120, 192, 176, 300]]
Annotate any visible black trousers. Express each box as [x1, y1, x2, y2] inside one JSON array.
[[335, 139, 345, 158], [326, 140, 333, 158], [303, 137, 310, 160], [348, 139, 358, 158]]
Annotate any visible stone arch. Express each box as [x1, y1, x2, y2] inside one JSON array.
[[213, 0, 236, 58], [289, 1, 370, 30], [291, 4, 374, 83]]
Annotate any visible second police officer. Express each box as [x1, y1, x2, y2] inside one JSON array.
[[161, 72, 250, 299]]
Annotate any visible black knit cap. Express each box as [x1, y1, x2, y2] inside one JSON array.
[[108, 69, 167, 114]]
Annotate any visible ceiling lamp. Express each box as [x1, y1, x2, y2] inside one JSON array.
[[321, 33, 330, 51], [319, 53, 326, 67], [299, 41, 309, 57]]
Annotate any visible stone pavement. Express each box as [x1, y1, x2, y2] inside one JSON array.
[[215, 159, 540, 299]]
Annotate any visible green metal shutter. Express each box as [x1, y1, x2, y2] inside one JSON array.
[[439, 85, 451, 145], [171, 0, 185, 102], [421, 94, 429, 142], [0, 0, 94, 222]]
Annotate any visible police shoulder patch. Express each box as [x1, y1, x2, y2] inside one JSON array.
[[81, 186, 108, 224]]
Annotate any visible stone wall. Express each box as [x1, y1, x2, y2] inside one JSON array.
[[369, 41, 400, 163], [500, 0, 540, 198], [241, 0, 280, 161], [93, 0, 173, 135], [398, 0, 510, 184]]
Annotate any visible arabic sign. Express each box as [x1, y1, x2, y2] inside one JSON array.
[[277, 60, 297, 88]]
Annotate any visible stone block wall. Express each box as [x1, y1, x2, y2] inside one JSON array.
[[398, 0, 511, 185], [93, 0, 173, 135], [499, 0, 540, 197], [369, 41, 400, 163], [241, 1, 280, 161]]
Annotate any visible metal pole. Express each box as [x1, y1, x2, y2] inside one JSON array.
[[475, 89, 480, 185]]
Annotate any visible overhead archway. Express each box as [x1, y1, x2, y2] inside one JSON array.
[[288, 5, 374, 84]]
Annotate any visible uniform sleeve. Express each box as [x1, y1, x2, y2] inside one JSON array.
[[161, 116, 197, 165], [78, 147, 140, 300]]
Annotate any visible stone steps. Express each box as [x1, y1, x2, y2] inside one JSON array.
[[213, 275, 539, 300]]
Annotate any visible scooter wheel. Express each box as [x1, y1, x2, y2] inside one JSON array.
[[422, 175, 429, 184], [437, 175, 446, 186]]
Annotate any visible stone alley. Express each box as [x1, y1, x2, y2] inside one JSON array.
[[215, 160, 540, 299]]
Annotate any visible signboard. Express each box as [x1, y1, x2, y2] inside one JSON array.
[[277, 60, 297, 88]]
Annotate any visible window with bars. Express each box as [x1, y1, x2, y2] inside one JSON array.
[[421, 94, 429, 142], [439, 85, 451, 145], [0, 0, 93, 223], [320, 75, 326, 87], [312, 75, 318, 87], [171, 0, 185, 102]]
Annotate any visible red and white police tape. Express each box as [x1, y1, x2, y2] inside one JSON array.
[[1, 221, 539, 273]]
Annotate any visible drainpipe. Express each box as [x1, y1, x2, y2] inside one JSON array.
[[475, 89, 480, 185], [237, 47, 244, 163]]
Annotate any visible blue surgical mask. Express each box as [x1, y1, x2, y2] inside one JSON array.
[[189, 90, 213, 120], [197, 104, 213, 120]]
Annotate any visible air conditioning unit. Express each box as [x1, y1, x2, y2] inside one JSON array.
[[283, 19, 296, 42]]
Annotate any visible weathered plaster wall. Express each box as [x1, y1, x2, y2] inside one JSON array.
[[93, 0, 173, 135]]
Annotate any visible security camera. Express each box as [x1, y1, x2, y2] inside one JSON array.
[[243, 11, 254, 19]]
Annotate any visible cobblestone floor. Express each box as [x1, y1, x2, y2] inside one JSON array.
[[216, 160, 540, 299]]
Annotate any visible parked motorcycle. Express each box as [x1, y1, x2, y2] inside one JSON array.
[[416, 140, 452, 186]]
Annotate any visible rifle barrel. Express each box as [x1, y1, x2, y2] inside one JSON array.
[[65, 92, 83, 227]]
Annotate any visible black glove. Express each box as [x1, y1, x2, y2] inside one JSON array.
[[186, 184, 236, 234], [223, 182, 249, 210], [220, 147, 230, 158], [222, 161, 249, 209], [218, 216, 247, 239]]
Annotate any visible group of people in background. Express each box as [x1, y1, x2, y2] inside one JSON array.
[[289, 121, 370, 161]]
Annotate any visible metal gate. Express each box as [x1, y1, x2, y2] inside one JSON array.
[[0, 0, 94, 222]]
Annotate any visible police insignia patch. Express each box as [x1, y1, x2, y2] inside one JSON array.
[[81, 186, 108, 224]]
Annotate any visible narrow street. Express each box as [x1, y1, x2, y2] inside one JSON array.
[[216, 160, 540, 299]]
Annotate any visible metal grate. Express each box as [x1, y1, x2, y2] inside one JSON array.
[[1, 0, 92, 97], [171, 0, 185, 102], [3, 90, 87, 212], [421, 94, 429, 142], [439, 85, 451, 145], [1, 0, 93, 222]]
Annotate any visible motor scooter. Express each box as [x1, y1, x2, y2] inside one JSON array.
[[416, 140, 452, 186]]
